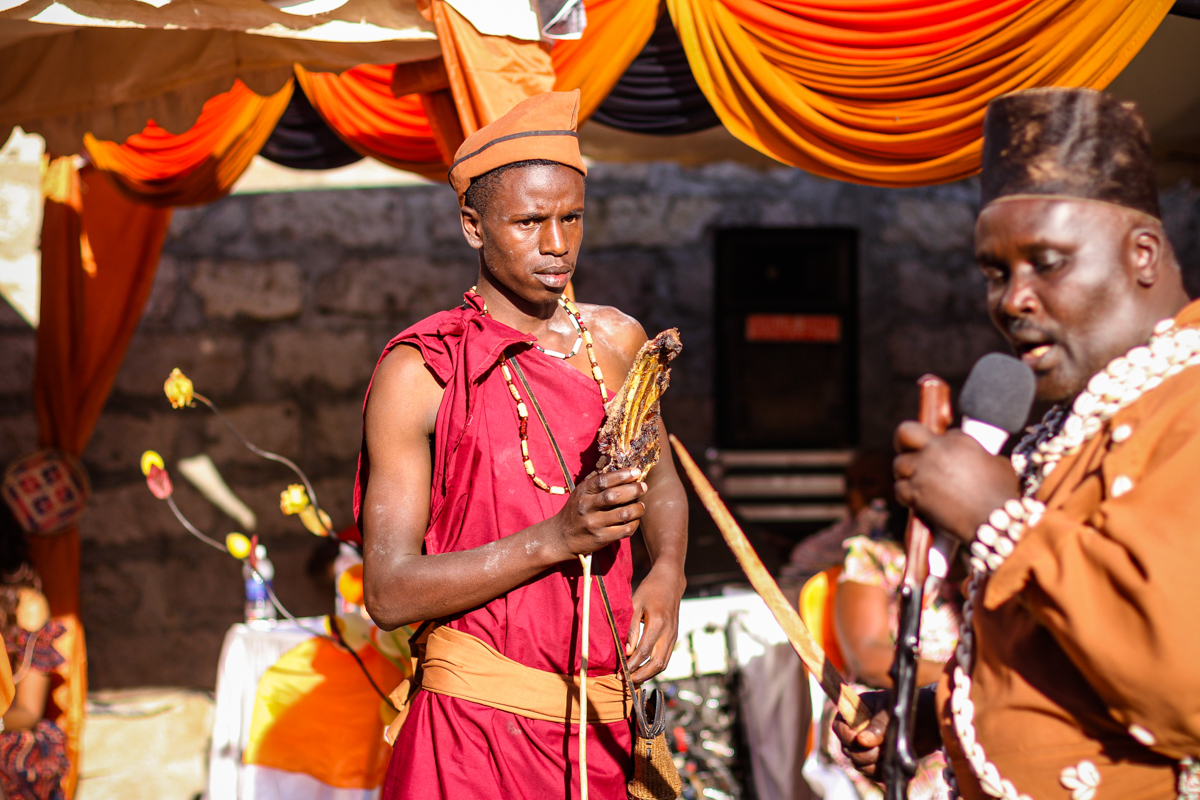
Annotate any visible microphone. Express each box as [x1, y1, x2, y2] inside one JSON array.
[[927, 353, 1037, 583]]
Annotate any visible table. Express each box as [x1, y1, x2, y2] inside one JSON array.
[[204, 596, 808, 800], [205, 619, 381, 800]]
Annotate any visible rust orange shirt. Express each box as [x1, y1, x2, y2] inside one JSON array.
[[938, 299, 1200, 800]]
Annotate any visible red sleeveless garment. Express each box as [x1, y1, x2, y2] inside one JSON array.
[[355, 293, 635, 800]]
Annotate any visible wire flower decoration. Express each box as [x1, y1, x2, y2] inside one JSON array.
[[143, 369, 396, 706]]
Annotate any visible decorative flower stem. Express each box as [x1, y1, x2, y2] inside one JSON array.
[[143, 395, 393, 706], [165, 495, 227, 553], [193, 392, 332, 536], [166, 488, 336, 644]]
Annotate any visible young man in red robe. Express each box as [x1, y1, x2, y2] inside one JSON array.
[[355, 90, 689, 799]]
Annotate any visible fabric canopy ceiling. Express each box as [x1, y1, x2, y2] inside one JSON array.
[[0, 0, 439, 153], [3, 0, 1186, 182]]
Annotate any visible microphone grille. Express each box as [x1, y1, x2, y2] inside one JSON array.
[[960, 353, 1037, 434]]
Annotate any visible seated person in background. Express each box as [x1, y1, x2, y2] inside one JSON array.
[[0, 499, 68, 800], [811, 466, 962, 800], [782, 450, 893, 581]]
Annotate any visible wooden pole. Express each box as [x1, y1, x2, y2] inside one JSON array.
[[669, 435, 872, 731]]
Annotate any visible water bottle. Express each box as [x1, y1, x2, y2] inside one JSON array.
[[244, 545, 277, 629]]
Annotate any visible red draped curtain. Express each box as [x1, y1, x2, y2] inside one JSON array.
[[35, 158, 172, 796]]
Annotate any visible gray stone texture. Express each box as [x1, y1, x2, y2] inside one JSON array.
[[267, 330, 375, 392], [78, 482, 216, 547], [0, 413, 36, 466], [141, 254, 180, 321], [0, 165, 1191, 689], [84, 413, 181, 474], [313, 402, 365, 462], [0, 333, 34, 394], [191, 260, 303, 320], [0, 297, 30, 328], [114, 333, 246, 399], [204, 402, 301, 465], [316, 256, 476, 320]]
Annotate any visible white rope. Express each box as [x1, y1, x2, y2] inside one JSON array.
[[578, 553, 592, 800]]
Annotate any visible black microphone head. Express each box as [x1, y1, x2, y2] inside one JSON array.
[[960, 353, 1037, 434]]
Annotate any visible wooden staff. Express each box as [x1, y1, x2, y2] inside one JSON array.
[[880, 374, 952, 800], [669, 435, 872, 732], [578, 552, 592, 800]]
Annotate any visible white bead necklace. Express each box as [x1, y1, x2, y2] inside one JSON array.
[[534, 300, 583, 360], [951, 317, 1200, 800]]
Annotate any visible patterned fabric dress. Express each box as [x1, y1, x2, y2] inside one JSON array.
[[0, 619, 68, 800], [819, 536, 962, 800]]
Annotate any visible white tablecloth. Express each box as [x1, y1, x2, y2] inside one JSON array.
[[204, 619, 382, 800], [204, 597, 806, 800]]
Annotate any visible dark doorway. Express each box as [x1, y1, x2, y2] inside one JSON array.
[[715, 227, 859, 449]]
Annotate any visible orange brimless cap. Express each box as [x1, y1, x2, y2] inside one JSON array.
[[449, 90, 587, 206]]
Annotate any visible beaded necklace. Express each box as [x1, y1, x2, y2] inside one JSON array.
[[467, 287, 608, 495], [536, 308, 583, 359], [949, 317, 1200, 800]]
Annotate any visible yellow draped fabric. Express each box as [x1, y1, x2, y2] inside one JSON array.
[[0, 633, 13, 716], [245, 635, 405, 789], [667, 0, 1174, 186]]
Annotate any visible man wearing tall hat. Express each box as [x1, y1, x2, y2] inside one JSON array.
[[834, 87, 1200, 799], [355, 89, 688, 799]]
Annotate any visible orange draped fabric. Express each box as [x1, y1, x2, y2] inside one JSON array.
[[551, 0, 661, 122], [295, 0, 659, 172], [0, 633, 12, 716], [429, 0, 556, 136], [83, 79, 293, 207], [35, 159, 172, 797], [243, 637, 403, 788], [294, 64, 449, 179], [667, 0, 1173, 186], [294, 3, 563, 176]]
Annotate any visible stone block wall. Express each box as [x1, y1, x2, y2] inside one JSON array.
[[0, 165, 1196, 689]]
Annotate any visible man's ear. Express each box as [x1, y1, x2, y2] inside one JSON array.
[[461, 205, 484, 250], [1129, 222, 1166, 288]]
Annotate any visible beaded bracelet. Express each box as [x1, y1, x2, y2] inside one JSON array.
[[968, 497, 1045, 575]]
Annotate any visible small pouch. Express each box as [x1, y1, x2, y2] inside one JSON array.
[[628, 686, 682, 800]]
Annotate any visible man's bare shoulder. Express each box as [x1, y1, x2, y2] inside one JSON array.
[[374, 343, 438, 385], [367, 344, 443, 433], [576, 302, 648, 362]]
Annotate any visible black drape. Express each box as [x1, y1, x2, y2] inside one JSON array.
[[592, 12, 721, 136], [1171, 0, 1200, 18], [260, 87, 363, 170]]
